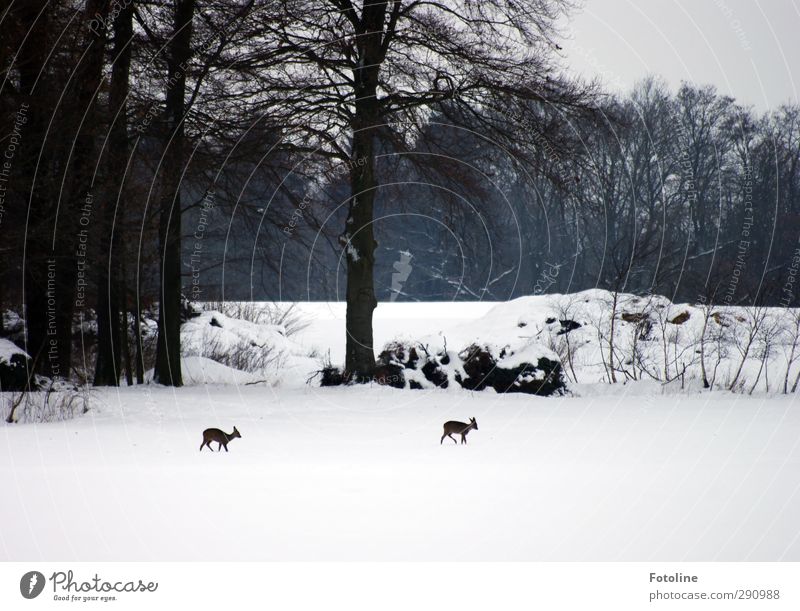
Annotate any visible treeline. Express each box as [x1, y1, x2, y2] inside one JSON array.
[[0, 0, 309, 386], [294, 79, 800, 305], [1, 0, 595, 385], [194, 79, 800, 307], [514, 78, 800, 305]]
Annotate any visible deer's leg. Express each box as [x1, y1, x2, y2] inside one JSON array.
[[449, 434, 457, 444], [441, 433, 446, 445], [223, 443, 228, 452], [200, 441, 205, 452]]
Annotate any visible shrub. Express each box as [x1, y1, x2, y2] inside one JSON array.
[[458, 344, 565, 395]]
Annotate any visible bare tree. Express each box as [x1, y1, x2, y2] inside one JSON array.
[[14, 0, 57, 380], [749, 312, 780, 394], [152, 0, 196, 387], [552, 294, 582, 383], [696, 302, 715, 388], [728, 305, 768, 391], [254, 0, 595, 379], [95, 0, 135, 386], [606, 290, 621, 382], [781, 309, 800, 393]]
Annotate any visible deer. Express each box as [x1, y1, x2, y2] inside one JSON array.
[[200, 426, 241, 452], [441, 417, 478, 445]]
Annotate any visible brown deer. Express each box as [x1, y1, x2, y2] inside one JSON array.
[[200, 427, 241, 452], [441, 418, 478, 445]]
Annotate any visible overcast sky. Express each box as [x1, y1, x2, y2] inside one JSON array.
[[562, 0, 800, 110]]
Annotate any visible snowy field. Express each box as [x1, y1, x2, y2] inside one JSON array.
[[2, 299, 800, 561]]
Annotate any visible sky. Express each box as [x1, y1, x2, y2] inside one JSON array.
[[563, 0, 800, 110]]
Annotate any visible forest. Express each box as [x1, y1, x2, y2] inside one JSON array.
[[1, 0, 798, 389]]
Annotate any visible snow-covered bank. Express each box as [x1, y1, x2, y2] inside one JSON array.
[[292, 291, 800, 394], [285, 301, 499, 365], [2, 384, 799, 560], [5, 297, 800, 560]]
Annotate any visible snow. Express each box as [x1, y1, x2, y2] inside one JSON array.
[[2, 296, 800, 560], [181, 310, 320, 387], [146, 356, 263, 386], [1, 384, 799, 560], [415, 299, 560, 366], [0, 338, 27, 365], [285, 301, 498, 365]]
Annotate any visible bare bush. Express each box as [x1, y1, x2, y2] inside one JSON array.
[[728, 305, 768, 391], [707, 312, 732, 390], [588, 291, 623, 383], [552, 295, 584, 383], [622, 295, 658, 382], [781, 309, 800, 393], [749, 312, 781, 394], [696, 303, 714, 388], [3, 390, 25, 423], [651, 302, 699, 383], [185, 333, 286, 374], [202, 301, 310, 336], [4, 383, 94, 423]]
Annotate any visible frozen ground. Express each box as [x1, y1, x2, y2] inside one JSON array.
[[2, 299, 800, 560], [2, 385, 800, 560]]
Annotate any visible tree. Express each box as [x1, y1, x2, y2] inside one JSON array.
[[13, 0, 53, 380], [259, 0, 594, 378], [153, 0, 195, 387], [95, 0, 136, 386]]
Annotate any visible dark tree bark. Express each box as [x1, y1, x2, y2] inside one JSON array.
[[154, 0, 195, 387], [344, 127, 379, 378], [133, 292, 145, 385], [342, 0, 388, 378], [120, 272, 134, 386], [256, 0, 594, 381], [53, 0, 110, 378], [95, 0, 134, 386], [17, 0, 53, 381]]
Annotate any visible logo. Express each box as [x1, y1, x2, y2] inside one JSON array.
[[20, 571, 45, 599]]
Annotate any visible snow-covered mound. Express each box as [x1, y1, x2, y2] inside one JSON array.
[[373, 305, 566, 395], [365, 288, 800, 395], [0, 338, 27, 365], [180, 310, 318, 386], [146, 356, 263, 386], [0, 338, 31, 391], [420, 298, 566, 374], [175, 291, 800, 394], [426, 289, 797, 393]]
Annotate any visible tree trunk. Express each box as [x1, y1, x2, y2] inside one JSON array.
[[608, 291, 618, 383], [18, 1, 54, 381], [699, 307, 710, 388], [95, 0, 133, 386], [133, 303, 145, 385], [55, 0, 110, 378], [120, 260, 134, 386], [342, 1, 390, 381], [154, 0, 194, 387], [132, 231, 144, 385], [344, 117, 379, 379]]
